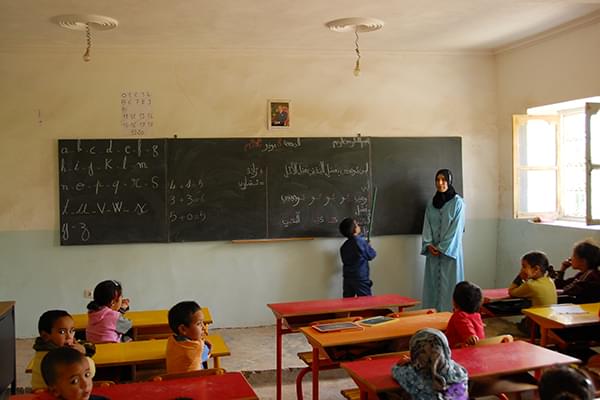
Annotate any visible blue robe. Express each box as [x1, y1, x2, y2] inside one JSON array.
[[421, 195, 465, 312]]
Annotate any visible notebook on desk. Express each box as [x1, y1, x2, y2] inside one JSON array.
[[312, 321, 362, 333]]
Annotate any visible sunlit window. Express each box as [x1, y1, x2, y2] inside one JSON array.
[[513, 97, 600, 225]]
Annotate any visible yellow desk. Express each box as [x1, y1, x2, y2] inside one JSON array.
[[26, 334, 229, 380], [300, 312, 451, 400], [71, 308, 213, 340], [522, 302, 600, 346]]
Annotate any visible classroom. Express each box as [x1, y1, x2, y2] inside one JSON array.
[[1, 1, 600, 398]]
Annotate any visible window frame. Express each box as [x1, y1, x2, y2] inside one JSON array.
[[513, 104, 600, 225], [512, 114, 560, 220], [586, 103, 600, 225]]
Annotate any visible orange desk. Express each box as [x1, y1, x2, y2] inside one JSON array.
[[71, 308, 213, 340], [341, 340, 580, 399], [267, 294, 419, 400], [522, 302, 600, 346], [25, 334, 229, 380], [300, 311, 451, 400]]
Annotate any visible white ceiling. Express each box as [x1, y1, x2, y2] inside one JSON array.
[[2, 0, 600, 53]]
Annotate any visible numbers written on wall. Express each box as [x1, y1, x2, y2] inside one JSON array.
[[120, 91, 154, 136]]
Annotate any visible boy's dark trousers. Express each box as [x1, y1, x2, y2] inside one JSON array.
[[343, 279, 373, 297]]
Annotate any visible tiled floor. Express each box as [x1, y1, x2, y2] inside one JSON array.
[[15, 317, 529, 399]]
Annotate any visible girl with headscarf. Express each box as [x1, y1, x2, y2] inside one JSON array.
[[421, 169, 465, 312], [390, 328, 469, 400]]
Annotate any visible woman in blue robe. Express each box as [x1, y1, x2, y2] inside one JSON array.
[[421, 169, 465, 312]]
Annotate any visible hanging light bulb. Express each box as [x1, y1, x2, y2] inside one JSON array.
[[353, 29, 361, 77], [83, 23, 92, 62]]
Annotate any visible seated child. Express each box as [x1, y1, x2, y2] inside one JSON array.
[[37, 347, 108, 400], [445, 281, 485, 348], [554, 240, 600, 304], [85, 280, 132, 343], [166, 301, 211, 373], [339, 217, 377, 298], [389, 328, 469, 400], [539, 365, 595, 400], [508, 251, 557, 333], [509, 251, 557, 305], [32, 310, 96, 391]]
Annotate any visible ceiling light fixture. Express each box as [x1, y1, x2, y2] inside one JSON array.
[[51, 14, 119, 62], [325, 17, 384, 77]]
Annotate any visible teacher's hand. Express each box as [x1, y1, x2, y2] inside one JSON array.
[[427, 245, 441, 256]]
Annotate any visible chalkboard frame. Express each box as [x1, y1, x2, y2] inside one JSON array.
[[58, 136, 462, 245]]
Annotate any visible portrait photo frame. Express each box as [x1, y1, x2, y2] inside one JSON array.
[[268, 99, 290, 130]]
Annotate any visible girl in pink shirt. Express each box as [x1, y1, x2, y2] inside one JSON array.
[[85, 280, 132, 343], [445, 281, 485, 348]]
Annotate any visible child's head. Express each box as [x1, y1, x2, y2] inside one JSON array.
[[452, 281, 483, 313], [572, 240, 600, 271], [408, 328, 466, 392], [539, 365, 595, 400], [339, 218, 359, 238], [168, 301, 204, 341], [41, 347, 93, 400], [38, 310, 76, 347], [87, 280, 123, 311], [521, 251, 551, 279]]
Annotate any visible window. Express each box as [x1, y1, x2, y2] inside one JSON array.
[[513, 97, 600, 225]]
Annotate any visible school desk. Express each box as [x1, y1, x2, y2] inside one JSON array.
[[71, 307, 213, 340], [91, 373, 258, 400], [25, 334, 229, 380], [267, 294, 419, 400], [300, 311, 451, 400], [340, 340, 580, 399], [522, 302, 600, 346]]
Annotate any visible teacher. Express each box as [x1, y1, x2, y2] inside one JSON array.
[[421, 169, 465, 312]]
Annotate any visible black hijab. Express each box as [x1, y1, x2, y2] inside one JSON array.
[[432, 169, 457, 209]]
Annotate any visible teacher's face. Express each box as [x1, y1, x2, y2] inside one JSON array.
[[435, 174, 449, 193]]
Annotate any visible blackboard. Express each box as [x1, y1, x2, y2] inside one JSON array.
[[59, 139, 167, 245], [58, 137, 462, 245], [371, 137, 463, 235]]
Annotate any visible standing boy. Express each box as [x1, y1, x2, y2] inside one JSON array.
[[339, 217, 377, 297]]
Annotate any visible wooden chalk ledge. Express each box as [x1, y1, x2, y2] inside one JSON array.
[[231, 237, 314, 244]]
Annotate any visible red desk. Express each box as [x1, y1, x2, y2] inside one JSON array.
[[93, 373, 258, 400], [267, 294, 419, 400], [341, 340, 580, 399], [482, 288, 510, 302]]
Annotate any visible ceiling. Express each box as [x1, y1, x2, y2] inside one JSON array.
[[2, 0, 600, 53]]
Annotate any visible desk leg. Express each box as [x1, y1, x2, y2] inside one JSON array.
[[276, 318, 282, 400], [312, 346, 320, 400], [540, 327, 548, 347], [213, 356, 221, 369]]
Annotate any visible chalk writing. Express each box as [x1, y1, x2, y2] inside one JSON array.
[[332, 137, 371, 149], [283, 161, 369, 178]]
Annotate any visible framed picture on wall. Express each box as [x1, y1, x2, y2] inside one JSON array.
[[268, 99, 290, 130]]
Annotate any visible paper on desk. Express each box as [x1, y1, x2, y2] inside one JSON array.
[[550, 304, 587, 314]]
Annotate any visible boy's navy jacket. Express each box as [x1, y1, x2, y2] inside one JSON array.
[[340, 235, 376, 280]]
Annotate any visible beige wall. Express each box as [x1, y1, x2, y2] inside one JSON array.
[[0, 48, 499, 336], [495, 22, 600, 285]]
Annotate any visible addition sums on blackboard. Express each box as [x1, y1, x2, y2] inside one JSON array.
[[58, 137, 462, 245]]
